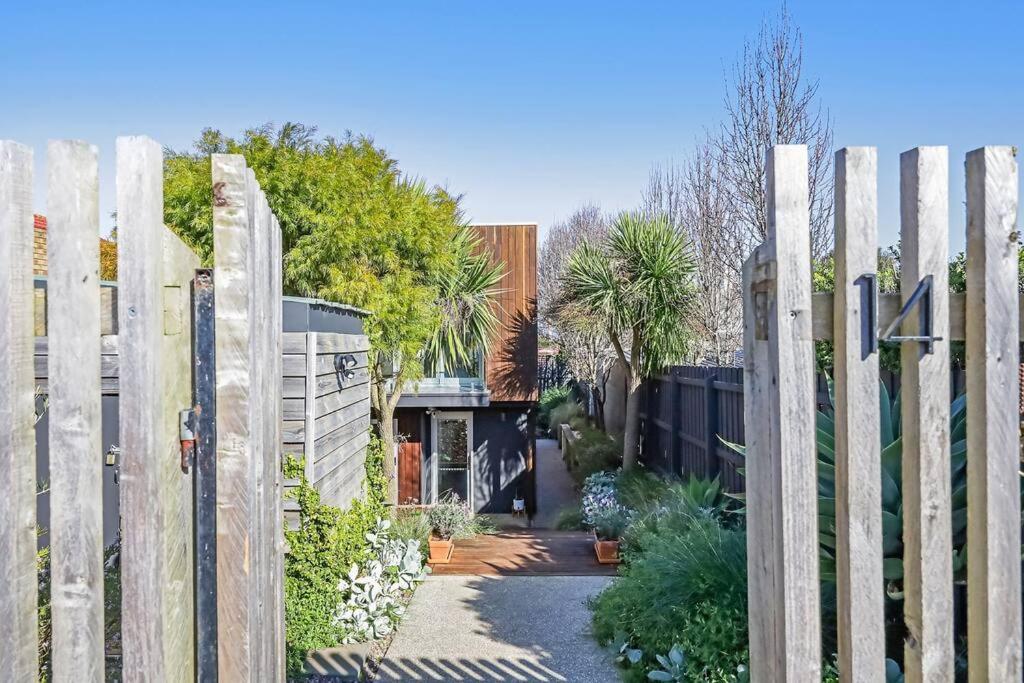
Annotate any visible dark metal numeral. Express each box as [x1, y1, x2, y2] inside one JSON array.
[[880, 274, 942, 354], [854, 273, 878, 359]]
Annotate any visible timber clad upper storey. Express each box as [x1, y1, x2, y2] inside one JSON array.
[[473, 223, 538, 403], [395, 222, 539, 514]]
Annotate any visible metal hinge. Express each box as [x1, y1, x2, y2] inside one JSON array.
[[180, 408, 196, 473]]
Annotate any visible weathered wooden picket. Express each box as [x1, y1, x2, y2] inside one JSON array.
[[743, 145, 1021, 681], [211, 152, 286, 681], [0, 139, 287, 681]]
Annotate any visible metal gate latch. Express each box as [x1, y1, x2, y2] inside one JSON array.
[[180, 408, 197, 473]]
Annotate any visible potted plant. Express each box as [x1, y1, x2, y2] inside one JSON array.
[[426, 493, 470, 564], [591, 506, 627, 564], [512, 488, 526, 517]]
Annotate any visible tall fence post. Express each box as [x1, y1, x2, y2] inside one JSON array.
[[212, 153, 255, 679], [213, 154, 285, 681], [48, 140, 104, 682], [832, 147, 885, 680], [965, 146, 1022, 681], [670, 371, 683, 475], [703, 373, 719, 480], [270, 214, 286, 677], [742, 145, 820, 682], [899, 147, 953, 680], [117, 136, 199, 681], [0, 141, 38, 680]]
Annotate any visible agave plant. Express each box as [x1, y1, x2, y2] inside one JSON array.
[[726, 381, 988, 598], [815, 381, 970, 595]]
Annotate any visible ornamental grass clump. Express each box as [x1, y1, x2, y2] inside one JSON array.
[[590, 514, 749, 682]]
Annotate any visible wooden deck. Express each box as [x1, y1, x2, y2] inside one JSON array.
[[428, 529, 618, 576]]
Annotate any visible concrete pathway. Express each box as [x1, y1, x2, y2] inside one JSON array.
[[374, 575, 618, 682], [532, 438, 578, 529]]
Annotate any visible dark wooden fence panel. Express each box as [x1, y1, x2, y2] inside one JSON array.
[[638, 366, 747, 491], [637, 364, 972, 493]]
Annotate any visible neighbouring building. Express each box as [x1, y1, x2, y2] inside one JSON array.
[[394, 223, 539, 514]]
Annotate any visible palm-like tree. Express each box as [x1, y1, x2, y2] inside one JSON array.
[[428, 227, 506, 375], [561, 211, 694, 469]]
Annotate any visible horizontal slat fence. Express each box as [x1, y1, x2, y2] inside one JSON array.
[[281, 330, 372, 521]]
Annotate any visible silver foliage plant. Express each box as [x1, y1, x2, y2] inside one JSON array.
[[334, 518, 429, 643], [581, 471, 625, 527]]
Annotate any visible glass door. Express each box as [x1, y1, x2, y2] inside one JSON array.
[[432, 412, 473, 507]]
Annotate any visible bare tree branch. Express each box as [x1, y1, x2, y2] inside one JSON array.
[[716, 5, 834, 264], [538, 204, 609, 339], [643, 141, 743, 364]]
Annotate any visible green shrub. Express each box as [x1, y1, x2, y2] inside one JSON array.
[[548, 400, 582, 436], [622, 477, 734, 561], [591, 506, 628, 541], [539, 386, 572, 431], [554, 506, 585, 530], [590, 516, 748, 682], [283, 436, 387, 675], [569, 427, 621, 484]]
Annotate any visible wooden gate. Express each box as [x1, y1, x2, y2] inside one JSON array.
[[0, 138, 285, 681], [743, 145, 1021, 681]]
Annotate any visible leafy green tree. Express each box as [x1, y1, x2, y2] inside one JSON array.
[[561, 211, 695, 469], [162, 123, 477, 503]]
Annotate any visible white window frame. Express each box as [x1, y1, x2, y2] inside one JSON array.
[[430, 410, 474, 508]]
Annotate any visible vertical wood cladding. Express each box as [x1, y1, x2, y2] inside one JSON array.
[[472, 224, 538, 403], [396, 410, 423, 504]]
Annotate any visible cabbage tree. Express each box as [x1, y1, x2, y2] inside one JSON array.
[[561, 211, 694, 469]]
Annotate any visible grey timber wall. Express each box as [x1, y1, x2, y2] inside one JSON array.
[[281, 331, 371, 514], [31, 295, 370, 546]]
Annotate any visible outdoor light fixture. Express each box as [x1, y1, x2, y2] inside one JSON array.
[[334, 353, 358, 382]]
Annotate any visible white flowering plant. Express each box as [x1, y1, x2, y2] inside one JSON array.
[[334, 518, 429, 643]]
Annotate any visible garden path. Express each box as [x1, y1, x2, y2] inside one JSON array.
[[532, 437, 578, 529], [372, 439, 618, 681], [373, 575, 618, 682]]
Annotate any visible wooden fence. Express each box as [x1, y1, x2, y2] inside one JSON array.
[[743, 145, 1021, 681], [634, 365, 969, 493], [637, 366, 747, 491], [282, 331, 371, 514], [0, 139, 287, 681]]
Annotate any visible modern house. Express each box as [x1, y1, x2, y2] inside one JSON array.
[[394, 223, 539, 514]]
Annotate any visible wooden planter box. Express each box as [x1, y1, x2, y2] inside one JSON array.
[[594, 539, 622, 565]]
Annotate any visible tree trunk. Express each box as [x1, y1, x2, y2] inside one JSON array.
[[592, 381, 607, 431], [622, 374, 642, 470], [371, 371, 401, 506]]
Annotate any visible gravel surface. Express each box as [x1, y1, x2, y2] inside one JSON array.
[[373, 574, 619, 682]]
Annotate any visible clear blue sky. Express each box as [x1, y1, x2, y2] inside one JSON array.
[[3, 0, 1022, 252]]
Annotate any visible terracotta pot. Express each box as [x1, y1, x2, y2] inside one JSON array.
[[428, 536, 454, 564], [594, 538, 622, 565]]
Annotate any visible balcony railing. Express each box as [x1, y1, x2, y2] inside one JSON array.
[[387, 349, 487, 395]]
